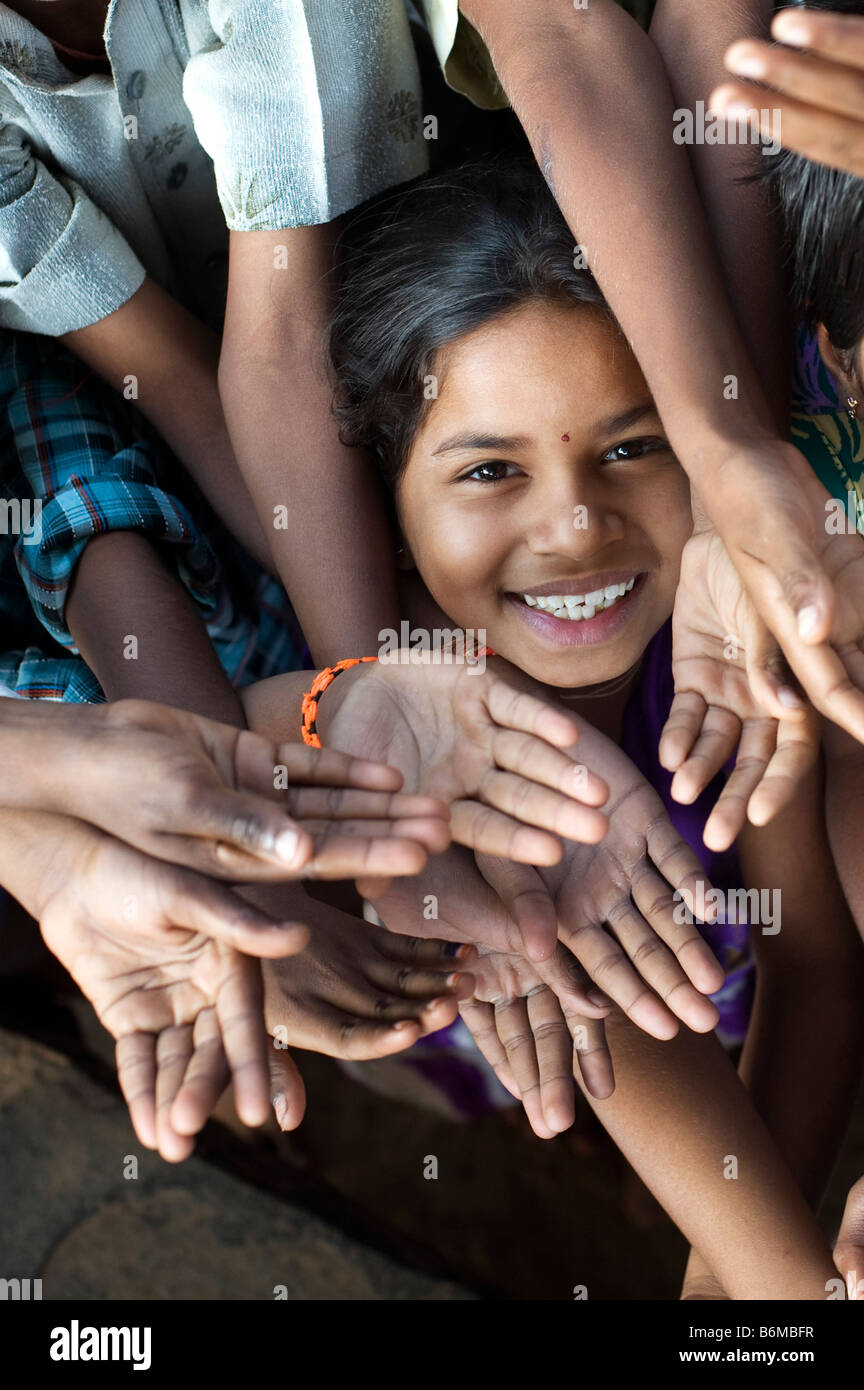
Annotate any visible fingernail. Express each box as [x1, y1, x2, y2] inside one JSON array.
[[392, 1020, 414, 1031], [444, 941, 470, 959], [274, 828, 301, 864], [446, 973, 463, 988], [797, 605, 821, 640], [726, 49, 766, 78], [778, 686, 803, 709], [773, 12, 811, 46], [272, 1092, 287, 1126]]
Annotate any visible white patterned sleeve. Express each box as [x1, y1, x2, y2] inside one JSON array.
[[0, 113, 145, 335], [183, 0, 429, 231]]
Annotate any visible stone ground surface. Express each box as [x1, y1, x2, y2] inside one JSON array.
[[2, 931, 864, 1301], [0, 1025, 472, 1301]]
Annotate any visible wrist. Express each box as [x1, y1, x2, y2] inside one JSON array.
[[0, 807, 87, 919]]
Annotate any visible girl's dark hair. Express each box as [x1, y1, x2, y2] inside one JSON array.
[[765, 0, 864, 356], [329, 159, 611, 489]]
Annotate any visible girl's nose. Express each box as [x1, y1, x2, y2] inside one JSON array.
[[525, 476, 626, 558]]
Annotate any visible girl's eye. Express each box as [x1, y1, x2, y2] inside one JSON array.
[[459, 460, 519, 483], [603, 437, 668, 463]]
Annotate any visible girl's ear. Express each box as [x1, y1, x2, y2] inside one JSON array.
[[817, 323, 859, 399]]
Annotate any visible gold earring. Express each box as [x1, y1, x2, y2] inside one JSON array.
[[848, 396, 859, 420]]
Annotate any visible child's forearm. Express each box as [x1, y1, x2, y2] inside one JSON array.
[[219, 226, 400, 667], [736, 785, 864, 1207], [61, 279, 273, 572], [463, 0, 777, 459], [649, 0, 790, 429], [738, 966, 864, 1210], [581, 1013, 836, 1299], [824, 728, 864, 945], [66, 531, 245, 725]]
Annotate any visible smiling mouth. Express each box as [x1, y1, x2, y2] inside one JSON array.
[[517, 576, 636, 623]]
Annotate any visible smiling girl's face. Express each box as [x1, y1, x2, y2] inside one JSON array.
[[396, 299, 692, 689]]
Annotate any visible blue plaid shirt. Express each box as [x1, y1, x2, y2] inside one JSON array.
[[0, 330, 307, 702]]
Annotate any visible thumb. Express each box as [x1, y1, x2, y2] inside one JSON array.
[[476, 853, 557, 962], [267, 1045, 307, 1132], [770, 528, 835, 647], [742, 607, 808, 722]]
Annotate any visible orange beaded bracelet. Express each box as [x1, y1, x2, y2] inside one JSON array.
[[301, 657, 378, 748]]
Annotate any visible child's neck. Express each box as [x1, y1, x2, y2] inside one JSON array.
[[546, 665, 642, 743]]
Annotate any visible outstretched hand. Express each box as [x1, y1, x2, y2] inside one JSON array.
[[662, 524, 821, 850], [34, 821, 311, 1162], [322, 656, 610, 864]]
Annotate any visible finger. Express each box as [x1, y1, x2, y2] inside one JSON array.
[[779, 633, 864, 747], [364, 957, 476, 1006], [710, 82, 864, 179], [267, 1046, 307, 1132], [746, 710, 821, 829], [450, 800, 565, 865], [160, 789, 316, 873], [376, 934, 477, 968], [457, 998, 521, 1099], [493, 997, 557, 1139], [154, 1024, 197, 1163], [478, 768, 609, 843], [169, 1009, 230, 1138], [302, 829, 440, 879], [670, 706, 742, 807], [534, 947, 613, 1018], [701, 718, 778, 852], [215, 959, 272, 1128], [299, 1003, 425, 1060], [571, 1017, 615, 1101], [627, 867, 726, 1003], [834, 1175, 864, 1295], [286, 786, 449, 824], [559, 916, 682, 1040], [772, 7, 864, 69], [273, 743, 406, 791], [660, 691, 708, 774], [486, 676, 583, 749], [116, 1033, 158, 1150], [743, 609, 808, 724], [526, 986, 577, 1133], [725, 37, 864, 123], [490, 729, 609, 806], [476, 854, 558, 963], [164, 869, 311, 958], [645, 812, 720, 924]]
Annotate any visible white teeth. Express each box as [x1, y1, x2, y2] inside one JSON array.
[[520, 577, 637, 622]]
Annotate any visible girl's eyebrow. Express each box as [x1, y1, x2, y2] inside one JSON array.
[[597, 402, 658, 435], [431, 431, 532, 457]]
